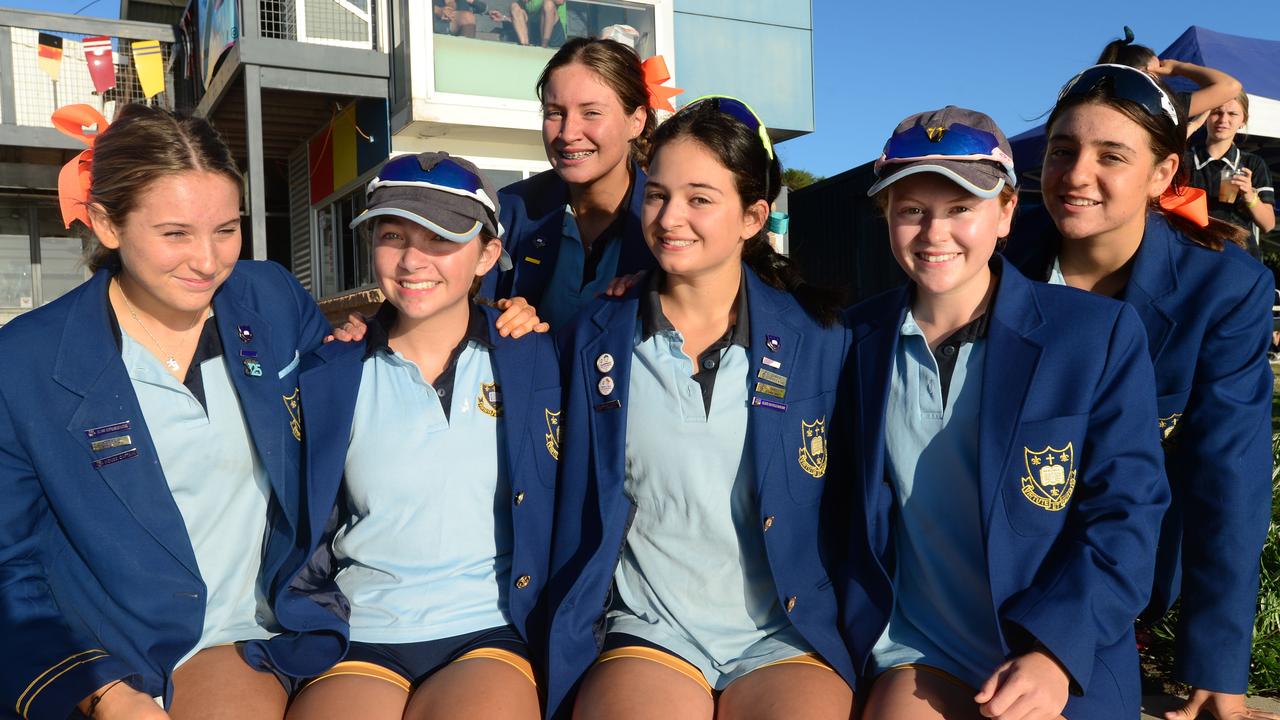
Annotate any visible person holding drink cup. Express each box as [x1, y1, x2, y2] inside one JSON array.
[[1186, 92, 1275, 258]]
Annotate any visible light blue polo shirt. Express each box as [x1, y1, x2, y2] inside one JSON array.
[[333, 310, 512, 644], [1048, 257, 1066, 286], [870, 306, 1006, 689], [121, 321, 274, 668], [539, 206, 624, 328], [608, 274, 813, 689]]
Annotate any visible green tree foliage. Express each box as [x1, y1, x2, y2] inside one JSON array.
[[782, 168, 823, 190]]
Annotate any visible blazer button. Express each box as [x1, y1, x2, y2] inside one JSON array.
[[763, 515, 775, 531], [514, 490, 526, 506], [785, 596, 797, 613], [515, 575, 532, 589]]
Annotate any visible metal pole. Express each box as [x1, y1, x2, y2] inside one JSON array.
[[244, 65, 267, 260]]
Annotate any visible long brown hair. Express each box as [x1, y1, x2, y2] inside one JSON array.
[[85, 103, 243, 271], [1045, 76, 1248, 251], [650, 101, 842, 326], [536, 37, 655, 167]]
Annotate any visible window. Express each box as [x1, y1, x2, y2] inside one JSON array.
[[0, 201, 92, 321], [0, 205, 32, 310], [314, 186, 373, 299], [432, 0, 656, 56]]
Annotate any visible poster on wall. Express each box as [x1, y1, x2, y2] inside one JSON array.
[[200, 0, 239, 89]]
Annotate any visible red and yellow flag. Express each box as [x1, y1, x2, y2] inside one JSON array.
[[37, 33, 63, 82]]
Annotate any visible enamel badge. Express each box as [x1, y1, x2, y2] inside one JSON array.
[[478, 382, 503, 417], [544, 409, 561, 460], [283, 388, 302, 441], [798, 417, 827, 478], [1020, 443, 1076, 511]]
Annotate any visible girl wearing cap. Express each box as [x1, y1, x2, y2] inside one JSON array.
[[839, 106, 1168, 720], [547, 97, 855, 720], [281, 151, 558, 720], [486, 37, 662, 329], [0, 103, 346, 720], [1004, 64, 1274, 720]]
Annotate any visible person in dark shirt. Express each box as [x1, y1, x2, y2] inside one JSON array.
[[1186, 92, 1276, 258]]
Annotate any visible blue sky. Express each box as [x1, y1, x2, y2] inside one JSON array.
[[13, 0, 1280, 179]]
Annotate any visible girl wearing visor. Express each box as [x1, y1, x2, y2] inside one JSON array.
[[0, 104, 345, 720], [546, 96, 855, 720], [838, 106, 1167, 720], [282, 152, 559, 720], [1004, 64, 1275, 720], [487, 37, 663, 329]]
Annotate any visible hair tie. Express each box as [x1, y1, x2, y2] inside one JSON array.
[[52, 104, 109, 230], [1122, 26, 1135, 44], [1159, 185, 1209, 227], [641, 56, 683, 113]]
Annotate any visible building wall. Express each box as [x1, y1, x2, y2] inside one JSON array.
[[672, 0, 813, 136]]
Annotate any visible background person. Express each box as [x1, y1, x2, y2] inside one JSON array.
[[1005, 64, 1276, 720], [1185, 92, 1276, 258], [508, 0, 567, 47]]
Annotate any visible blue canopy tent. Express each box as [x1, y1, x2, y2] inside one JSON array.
[[1009, 26, 1280, 194]]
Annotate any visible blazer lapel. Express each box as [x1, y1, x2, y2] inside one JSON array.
[[490, 317, 536, 488], [744, 272, 803, 496], [54, 271, 202, 578], [297, 342, 365, 550], [582, 296, 638, 511], [854, 291, 906, 554], [616, 166, 653, 276], [977, 261, 1045, 534], [1121, 214, 1179, 365]]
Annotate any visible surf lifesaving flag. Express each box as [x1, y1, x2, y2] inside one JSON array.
[[132, 40, 164, 98], [37, 33, 63, 82], [83, 36, 116, 94]]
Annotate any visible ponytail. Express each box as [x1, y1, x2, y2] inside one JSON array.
[[741, 232, 844, 326]]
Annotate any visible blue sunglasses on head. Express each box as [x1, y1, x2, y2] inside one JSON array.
[[367, 155, 497, 215], [682, 95, 774, 161], [1057, 63, 1180, 126], [877, 123, 1016, 180]]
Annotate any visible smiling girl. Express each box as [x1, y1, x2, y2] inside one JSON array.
[[839, 106, 1168, 720], [281, 152, 559, 720], [546, 96, 854, 720], [1005, 64, 1276, 720], [488, 38, 660, 329]]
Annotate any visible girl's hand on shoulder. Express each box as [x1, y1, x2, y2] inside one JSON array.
[[494, 297, 550, 338], [324, 313, 369, 344], [602, 272, 643, 298], [1165, 689, 1280, 720], [81, 681, 170, 720], [974, 648, 1069, 720]]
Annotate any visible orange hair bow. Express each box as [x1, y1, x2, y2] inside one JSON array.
[[641, 56, 683, 113], [1159, 185, 1209, 228], [52, 104, 108, 230]]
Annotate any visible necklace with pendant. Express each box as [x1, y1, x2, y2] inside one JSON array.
[[115, 278, 199, 373]]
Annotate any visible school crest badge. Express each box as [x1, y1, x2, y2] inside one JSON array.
[[1020, 443, 1076, 511], [1158, 413, 1182, 443], [282, 388, 302, 441], [477, 382, 502, 417], [544, 409, 561, 460], [798, 417, 827, 479]]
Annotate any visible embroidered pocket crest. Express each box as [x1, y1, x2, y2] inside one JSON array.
[[544, 409, 561, 460], [798, 417, 827, 479], [478, 382, 503, 417], [1020, 443, 1076, 511], [283, 388, 302, 441]]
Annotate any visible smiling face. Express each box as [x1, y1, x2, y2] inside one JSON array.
[[94, 170, 241, 321], [642, 136, 767, 281], [1206, 98, 1246, 144], [885, 172, 1015, 302], [541, 62, 646, 188], [1041, 102, 1178, 245], [372, 218, 502, 324]]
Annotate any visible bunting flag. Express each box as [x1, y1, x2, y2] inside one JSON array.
[[83, 36, 116, 94], [131, 40, 165, 98], [37, 33, 63, 82], [309, 99, 389, 204]]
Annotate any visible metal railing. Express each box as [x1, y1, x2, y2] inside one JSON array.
[[258, 0, 380, 50]]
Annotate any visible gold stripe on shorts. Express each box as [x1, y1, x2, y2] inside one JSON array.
[[452, 647, 537, 687], [755, 652, 835, 674], [304, 660, 412, 693], [595, 646, 713, 697]]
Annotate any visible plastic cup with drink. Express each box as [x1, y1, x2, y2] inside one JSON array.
[[1219, 167, 1245, 204]]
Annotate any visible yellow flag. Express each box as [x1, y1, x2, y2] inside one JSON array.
[[131, 40, 164, 99]]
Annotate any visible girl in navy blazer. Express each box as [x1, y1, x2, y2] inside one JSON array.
[[485, 37, 659, 327], [1004, 65, 1275, 720], [838, 106, 1168, 720], [0, 104, 342, 720], [282, 152, 558, 720], [548, 97, 855, 720]]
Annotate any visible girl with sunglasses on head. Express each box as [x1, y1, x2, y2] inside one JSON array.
[[545, 96, 855, 720], [0, 104, 346, 720], [1004, 64, 1275, 720], [484, 37, 665, 330], [280, 152, 559, 720], [837, 106, 1167, 720]]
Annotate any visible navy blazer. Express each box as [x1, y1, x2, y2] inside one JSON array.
[[545, 266, 855, 717], [836, 258, 1169, 719], [1006, 211, 1275, 692], [481, 167, 656, 305], [0, 262, 335, 720], [280, 303, 561, 669]]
